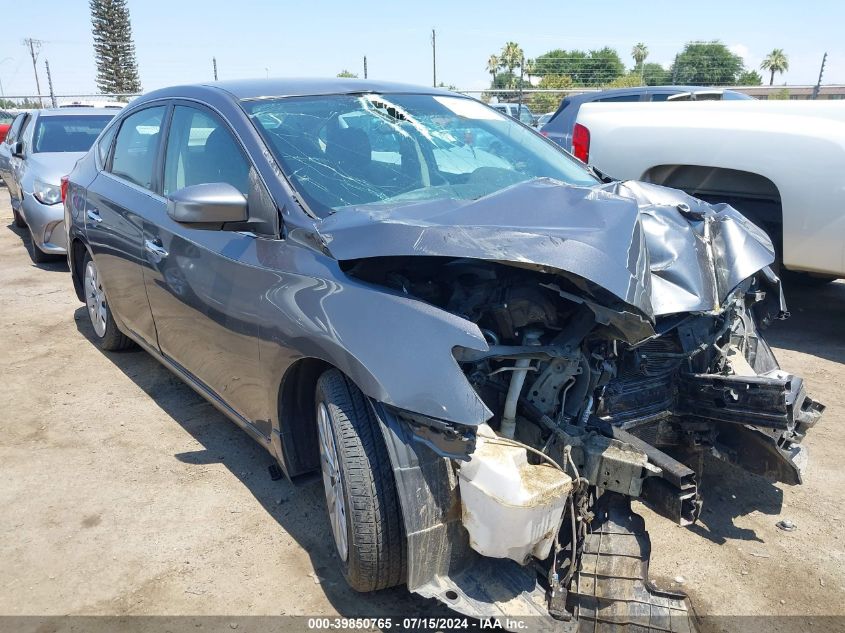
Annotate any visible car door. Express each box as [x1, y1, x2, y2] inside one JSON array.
[[5, 114, 33, 206], [142, 102, 272, 432], [84, 105, 167, 347], [0, 113, 27, 188]]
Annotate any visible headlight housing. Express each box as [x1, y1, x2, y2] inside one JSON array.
[[32, 179, 62, 205]]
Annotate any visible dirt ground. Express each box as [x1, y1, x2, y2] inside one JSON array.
[[1, 190, 843, 631]]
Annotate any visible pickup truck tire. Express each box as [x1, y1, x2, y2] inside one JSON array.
[[783, 271, 838, 287], [315, 369, 405, 592]]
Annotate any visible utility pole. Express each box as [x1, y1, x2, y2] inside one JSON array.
[[363, 56, 368, 79], [213, 57, 218, 81], [431, 29, 437, 87], [671, 53, 679, 85], [812, 52, 827, 100], [24, 38, 44, 107], [45, 59, 56, 107]]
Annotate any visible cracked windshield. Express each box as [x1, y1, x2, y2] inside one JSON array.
[[244, 93, 596, 216]]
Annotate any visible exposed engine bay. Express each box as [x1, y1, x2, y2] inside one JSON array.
[[329, 180, 825, 630], [348, 250, 822, 629]]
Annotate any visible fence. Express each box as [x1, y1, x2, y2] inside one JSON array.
[[3, 85, 844, 111]]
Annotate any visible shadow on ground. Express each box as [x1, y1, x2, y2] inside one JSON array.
[[5, 220, 68, 272], [768, 280, 845, 364], [73, 307, 449, 619], [685, 454, 783, 545]]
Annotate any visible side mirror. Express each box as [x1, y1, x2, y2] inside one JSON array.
[[11, 141, 23, 158], [166, 182, 248, 228]]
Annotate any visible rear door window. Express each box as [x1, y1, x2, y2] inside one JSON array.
[[97, 123, 118, 166], [163, 105, 250, 196], [110, 106, 166, 190], [596, 94, 642, 103]]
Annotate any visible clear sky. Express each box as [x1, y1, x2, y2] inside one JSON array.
[[1, 0, 840, 97]]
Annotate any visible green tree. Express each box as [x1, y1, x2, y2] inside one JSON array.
[[499, 42, 524, 88], [337, 70, 358, 78], [524, 58, 536, 84], [669, 41, 743, 86], [760, 49, 789, 85], [770, 87, 790, 100], [90, 0, 141, 95], [486, 54, 499, 85], [642, 63, 671, 86], [529, 74, 572, 113], [605, 73, 642, 88], [631, 42, 649, 80], [534, 47, 624, 86], [737, 69, 763, 85]]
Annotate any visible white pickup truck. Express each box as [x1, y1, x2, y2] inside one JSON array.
[[573, 100, 845, 281]]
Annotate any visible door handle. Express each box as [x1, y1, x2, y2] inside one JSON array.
[[144, 239, 169, 259], [86, 208, 102, 223]]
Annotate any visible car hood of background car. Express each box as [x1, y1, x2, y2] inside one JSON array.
[[25, 152, 87, 185], [316, 178, 777, 320]]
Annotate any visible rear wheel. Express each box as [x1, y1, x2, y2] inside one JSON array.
[[314, 369, 405, 592], [82, 253, 135, 351]]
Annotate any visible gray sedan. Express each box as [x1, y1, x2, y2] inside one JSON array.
[[0, 108, 113, 261], [64, 79, 820, 627]]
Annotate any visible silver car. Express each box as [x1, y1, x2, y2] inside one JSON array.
[[1, 108, 113, 262]]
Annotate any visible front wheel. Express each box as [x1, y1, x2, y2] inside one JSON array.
[[314, 369, 405, 592], [12, 207, 26, 228], [27, 230, 53, 264], [82, 253, 135, 351]]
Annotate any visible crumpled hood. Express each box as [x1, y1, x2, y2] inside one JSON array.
[[317, 178, 776, 319]]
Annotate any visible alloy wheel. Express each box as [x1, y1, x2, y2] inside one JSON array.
[[84, 260, 108, 338]]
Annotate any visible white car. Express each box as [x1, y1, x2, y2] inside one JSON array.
[[573, 100, 845, 281]]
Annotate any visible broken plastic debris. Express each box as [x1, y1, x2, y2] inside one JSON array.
[[776, 519, 797, 532]]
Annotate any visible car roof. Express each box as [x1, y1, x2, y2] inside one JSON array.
[[138, 78, 458, 104], [35, 107, 119, 117], [564, 85, 738, 103]]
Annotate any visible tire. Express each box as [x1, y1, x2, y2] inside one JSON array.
[[314, 369, 405, 592], [82, 252, 135, 351], [782, 271, 838, 287], [12, 207, 26, 228], [27, 230, 53, 264]]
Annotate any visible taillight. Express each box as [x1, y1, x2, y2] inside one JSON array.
[[572, 123, 590, 163], [60, 176, 69, 203]]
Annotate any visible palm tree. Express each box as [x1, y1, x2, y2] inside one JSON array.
[[500, 42, 524, 89], [631, 42, 648, 80], [761, 49, 789, 85], [524, 58, 536, 85], [487, 54, 499, 85]]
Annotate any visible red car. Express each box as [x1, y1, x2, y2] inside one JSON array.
[[0, 110, 14, 142]]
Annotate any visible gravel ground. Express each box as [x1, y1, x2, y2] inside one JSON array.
[[1, 191, 843, 631]]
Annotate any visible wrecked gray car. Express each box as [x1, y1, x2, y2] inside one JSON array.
[[65, 80, 823, 630]]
